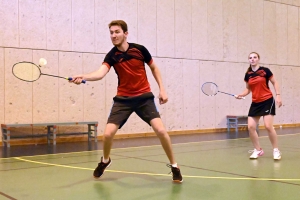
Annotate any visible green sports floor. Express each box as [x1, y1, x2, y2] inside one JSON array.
[[1, 128, 300, 200]]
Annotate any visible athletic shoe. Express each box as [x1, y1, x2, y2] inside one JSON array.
[[93, 157, 111, 178], [273, 149, 282, 160], [166, 164, 183, 183], [248, 148, 264, 159]]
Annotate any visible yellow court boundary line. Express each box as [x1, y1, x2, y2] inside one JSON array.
[[13, 157, 300, 182], [1, 132, 300, 160]]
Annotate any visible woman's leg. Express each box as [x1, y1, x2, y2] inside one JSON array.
[[248, 116, 261, 150], [263, 115, 278, 149]]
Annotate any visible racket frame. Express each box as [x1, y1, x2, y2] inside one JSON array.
[[201, 82, 245, 99], [12, 61, 86, 83], [12, 61, 42, 82]]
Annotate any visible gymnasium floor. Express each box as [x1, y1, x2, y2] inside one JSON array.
[[1, 128, 300, 200]]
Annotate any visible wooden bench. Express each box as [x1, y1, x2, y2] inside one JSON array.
[[226, 115, 258, 133], [1, 121, 98, 147]]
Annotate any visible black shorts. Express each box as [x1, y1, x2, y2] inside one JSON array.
[[107, 92, 160, 129], [248, 97, 276, 117]]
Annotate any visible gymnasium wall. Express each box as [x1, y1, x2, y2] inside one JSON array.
[[0, 0, 300, 136]]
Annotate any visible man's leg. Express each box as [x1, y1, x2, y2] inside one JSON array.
[[150, 118, 175, 164], [93, 123, 119, 178], [103, 123, 119, 160], [150, 118, 183, 182]]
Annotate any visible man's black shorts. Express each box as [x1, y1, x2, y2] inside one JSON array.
[[107, 92, 160, 129]]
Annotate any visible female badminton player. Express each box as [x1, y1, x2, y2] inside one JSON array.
[[236, 52, 282, 160]]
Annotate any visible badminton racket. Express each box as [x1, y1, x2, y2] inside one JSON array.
[[12, 59, 86, 83], [201, 82, 245, 99]]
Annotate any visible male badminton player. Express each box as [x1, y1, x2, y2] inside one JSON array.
[[236, 52, 282, 160], [70, 20, 182, 182]]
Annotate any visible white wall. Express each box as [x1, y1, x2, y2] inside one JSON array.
[[1, 0, 300, 135]]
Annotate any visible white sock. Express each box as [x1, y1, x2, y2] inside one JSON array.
[[274, 148, 279, 151], [171, 163, 178, 168], [102, 157, 109, 163]]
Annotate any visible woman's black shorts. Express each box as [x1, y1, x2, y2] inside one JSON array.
[[248, 97, 276, 117]]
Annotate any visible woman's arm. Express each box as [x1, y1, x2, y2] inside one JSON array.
[[269, 76, 282, 107]]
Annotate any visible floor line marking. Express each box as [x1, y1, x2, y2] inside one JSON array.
[[2, 132, 299, 160], [14, 157, 300, 182]]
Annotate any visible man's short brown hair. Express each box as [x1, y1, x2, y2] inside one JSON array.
[[108, 20, 128, 33]]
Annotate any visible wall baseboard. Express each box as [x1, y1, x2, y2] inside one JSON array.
[[1, 123, 300, 147]]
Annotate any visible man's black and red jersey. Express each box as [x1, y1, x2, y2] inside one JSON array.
[[103, 43, 153, 96], [244, 66, 273, 103]]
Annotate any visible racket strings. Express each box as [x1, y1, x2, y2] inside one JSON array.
[[13, 62, 41, 82], [202, 83, 218, 96]]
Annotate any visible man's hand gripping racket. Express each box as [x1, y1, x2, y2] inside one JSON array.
[[201, 82, 245, 99], [12, 58, 86, 83]]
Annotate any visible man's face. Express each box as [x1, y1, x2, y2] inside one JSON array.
[[109, 25, 127, 46]]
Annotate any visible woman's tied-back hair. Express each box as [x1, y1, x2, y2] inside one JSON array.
[[246, 52, 260, 73], [108, 20, 128, 33]]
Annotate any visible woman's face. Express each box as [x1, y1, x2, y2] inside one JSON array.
[[248, 53, 260, 66]]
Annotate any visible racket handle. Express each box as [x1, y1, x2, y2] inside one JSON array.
[[234, 95, 246, 100], [66, 77, 86, 84]]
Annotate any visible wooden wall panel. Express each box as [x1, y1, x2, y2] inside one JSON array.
[[207, 0, 223, 61], [72, 0, 95, 52], [280, 66, 294, 124], [58, 52, 84, 122], [0, 48, 4, 124], [0, 0, 19, 47], [137, 0, 157, 56], [4, 48, 33, 123], [19, 0, 46, 49], [175, 0, 192, 59], [117, 0, 138, 43], [46, 0, 72, 51], [199, 61, 216, 129], [183, 59, 200, 130], [276, 4, 288, 65], [287, 5, 299, 66], [191, 0, 208, 60], [157, 0, 175, 57], [237, 0, 251, 63], [263, 1, 277, 64], [250, 0, 264, 62], [32, 50, 59, 123], [223, 0, 238, 62], [82, 53, 106, 133], [95, 0, 117, 54], [165, 59, 184, 131], [215, 62, 231, 128]]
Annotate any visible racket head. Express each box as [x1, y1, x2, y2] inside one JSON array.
[[12, 62, 41, 82], [201, 82, 219, 96]]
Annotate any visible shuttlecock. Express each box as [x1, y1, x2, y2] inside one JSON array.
[[39, 58, 47, 66]]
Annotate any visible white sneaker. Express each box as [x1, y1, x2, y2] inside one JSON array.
[[273, 149, 282, 160], [248, 148, 264, 159]]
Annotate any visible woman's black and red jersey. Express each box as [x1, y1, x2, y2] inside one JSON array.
[[103, 43, 153, 96], [244, 66, 273, 103]]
